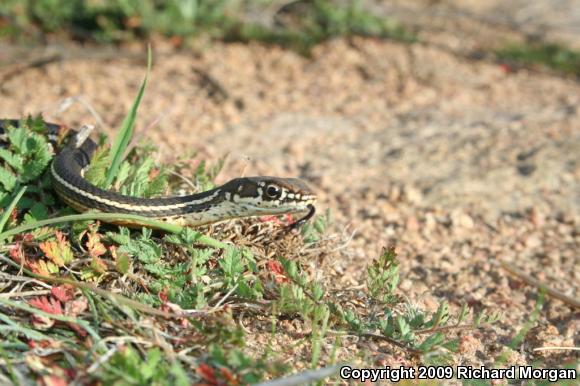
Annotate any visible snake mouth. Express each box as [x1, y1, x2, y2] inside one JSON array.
[[247, 200, 315, 215]]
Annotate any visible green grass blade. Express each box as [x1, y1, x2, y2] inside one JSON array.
[[0, 212, 228, 249], [105, 46, 152, 187], [0, 313, 54, 342], [0, 186, 26, 233]]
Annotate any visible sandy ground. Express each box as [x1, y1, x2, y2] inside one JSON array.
[[0, 3, 578, 370]]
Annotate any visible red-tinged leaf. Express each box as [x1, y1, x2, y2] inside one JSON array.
[[9, 242, 24, 263], [110, 245, 130, 273], [56, 231, 74, 264], [91, 256, 107, 273], [499, 63, 514, 73], [149, 168, 160, 179], [25, 339, 59, 351], [267, 260, 289, 283], [39, 231, 73, 266], [64, 297, 88, 318], [64, 368, 76, 379], [29, 296, 63, 315], [197, 363, 218, 385], [29, 260, 55, 276], [10, 207, 18, 223], [220, 367, 238, 384], [41, 374, 68, 386], [158, 291, 168, 303], [51, 285, 75, 303], [30, 314, 55, 330], [86, 231, 106, 258]]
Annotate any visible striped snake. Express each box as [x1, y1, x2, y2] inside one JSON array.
[[0, 119, 317, 228]]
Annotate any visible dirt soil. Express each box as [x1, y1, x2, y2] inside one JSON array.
[[0, 4, 578, 371]]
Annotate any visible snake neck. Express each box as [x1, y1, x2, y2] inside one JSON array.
[[52, 147, 226, 218]]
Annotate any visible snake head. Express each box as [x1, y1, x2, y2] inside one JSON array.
[[222, 176, 317, 215]]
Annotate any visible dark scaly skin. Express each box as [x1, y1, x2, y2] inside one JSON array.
[[0, 119, 317, 227]]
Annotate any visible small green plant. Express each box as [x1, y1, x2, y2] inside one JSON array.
[[272, 247, 500, 365], [496, 42, 580, 77], [366, 247, 399, 304], [0, 117, 56, 223], [98, 346, 191, 386], [337, 248, 500, 361], [300, 208, 331, 244]]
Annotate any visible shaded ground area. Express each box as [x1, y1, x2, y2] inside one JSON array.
[[1, 2, 578, 371]]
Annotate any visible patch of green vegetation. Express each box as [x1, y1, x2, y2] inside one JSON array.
[[0, 0, 415, 53], [495, 42, 580, 77], [0, 117, 59, 226]]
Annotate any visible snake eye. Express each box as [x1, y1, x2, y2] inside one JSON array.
[[265, 184, 281, 199]]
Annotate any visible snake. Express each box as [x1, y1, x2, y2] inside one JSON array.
[[0, 119, 317, 228]]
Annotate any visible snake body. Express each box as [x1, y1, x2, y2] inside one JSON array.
[[0, 119, 317, 227]]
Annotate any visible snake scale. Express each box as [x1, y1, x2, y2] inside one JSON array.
[[0, 119, 317, 228]]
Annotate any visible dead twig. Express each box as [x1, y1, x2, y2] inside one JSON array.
[[192, 67, 229, 103], [0, 54, 63, 88], [414, 323, 476, 335], [532, 346, 580, 352], [255, 364, 342, 386], [499, 260, 580, 308]]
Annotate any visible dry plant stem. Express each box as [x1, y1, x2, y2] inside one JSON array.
[[289, 329, 421, 355], [532, 346, 580, 352], [0, 289, 51, 298], [254, 364, 342, 386], [359, 332, 422, 355], [499, 260, 580, 308], [415, 323, 476, 335]]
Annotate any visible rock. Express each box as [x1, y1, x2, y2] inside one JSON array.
[[525, 234, 542, 249], [452, 210, 475, 229], [404, 186, 423, 205]]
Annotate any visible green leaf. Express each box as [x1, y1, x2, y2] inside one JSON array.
[[113, 160, 132, 188], [7, 126, 27, 152], [170, 361, 191, 386], [418, 332, 445, 352], [105, 45, 151, 187], [23, 202, 49, 223], [0, 167, 17, 191], [107, 227, 132, 245], [84, 146, 111, 188], [141, 348, 162, 380], [219, 246, 244, 283], [0, 186, 26, 233], [116, 252, 130, 274], [0, 148, 23, 171], [143, 167, 167, 198], [427, 301, 450, 328]]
